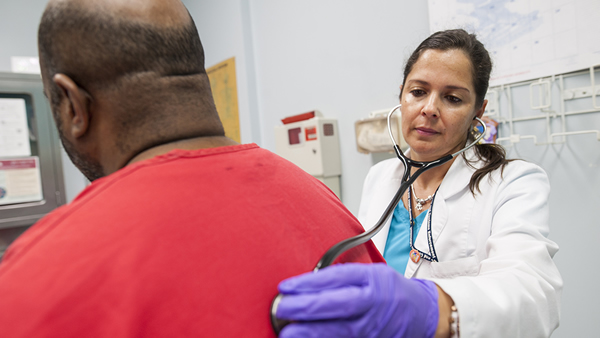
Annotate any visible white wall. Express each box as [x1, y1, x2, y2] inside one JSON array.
[[186, 0, 430, 214], [248, 1, 430, 213], [183, 0, 262, 145]]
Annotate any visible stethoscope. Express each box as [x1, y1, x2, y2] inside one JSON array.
[[270, 104, 487, 335]]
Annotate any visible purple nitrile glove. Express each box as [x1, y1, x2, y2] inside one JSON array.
[[276, 263, 439, 338]]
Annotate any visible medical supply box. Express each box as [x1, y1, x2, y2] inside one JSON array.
[[274, 111, 341, 198]]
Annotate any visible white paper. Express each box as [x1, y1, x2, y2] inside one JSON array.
[[0, 157, 43, 205], [0, 98, 31, 157]]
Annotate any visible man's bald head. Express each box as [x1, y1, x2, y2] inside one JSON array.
[[38, 0, 226, 180], [39, 0, 205, 101]]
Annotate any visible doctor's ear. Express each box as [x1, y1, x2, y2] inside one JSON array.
[[474, 99, 488, 119], [52, 74, 92, 139], [398, 85, 404, 101]]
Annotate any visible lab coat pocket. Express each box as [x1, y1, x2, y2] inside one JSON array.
[[429, 255, 480, 278]]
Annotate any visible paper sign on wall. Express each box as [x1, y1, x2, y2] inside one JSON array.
[[0, 157, 43, 205], [0, 98, 31, 157]]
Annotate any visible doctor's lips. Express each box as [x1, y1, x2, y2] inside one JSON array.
[[415, 127, 438, 136]]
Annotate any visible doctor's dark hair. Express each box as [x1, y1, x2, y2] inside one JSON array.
[[401, 29, 512, 194]]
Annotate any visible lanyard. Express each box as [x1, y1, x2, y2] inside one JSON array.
[[407, 186, 439, 263]]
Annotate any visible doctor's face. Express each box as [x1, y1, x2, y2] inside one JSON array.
[[400, 48, 486, 161]]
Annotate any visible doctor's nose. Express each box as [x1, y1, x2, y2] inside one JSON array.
[[421, 95, 440, 118]]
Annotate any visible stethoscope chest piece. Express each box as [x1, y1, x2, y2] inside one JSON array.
[[270, 294, 290, 335]]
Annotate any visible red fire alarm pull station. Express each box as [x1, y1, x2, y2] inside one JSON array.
[[305, 127, 317, 141]]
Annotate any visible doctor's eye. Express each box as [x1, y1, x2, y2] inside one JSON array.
[[446, 95, 462, 104], [410, 89, 426, 97]]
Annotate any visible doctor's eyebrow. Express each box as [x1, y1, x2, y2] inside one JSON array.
[[406, 79, 471, 93]]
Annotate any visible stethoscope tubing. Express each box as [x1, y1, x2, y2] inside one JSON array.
[[271, 104, 487, 335], [314, 104, 486, 270], [313, 152, 452, 270]]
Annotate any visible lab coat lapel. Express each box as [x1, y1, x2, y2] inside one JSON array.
[[430, 152, 477, 243], [404, 151, 476, 277]]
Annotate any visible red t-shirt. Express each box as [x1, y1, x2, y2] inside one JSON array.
[[0, 144, 383, 337]]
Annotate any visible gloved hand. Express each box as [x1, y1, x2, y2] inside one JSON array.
[[276, 263, 439, 338]]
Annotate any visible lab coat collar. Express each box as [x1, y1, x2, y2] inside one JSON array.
[[437, 147, 479, 200], [368, 148, 480, 264]]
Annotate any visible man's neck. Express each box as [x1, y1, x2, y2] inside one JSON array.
[[100, 136, 239, 176], [127, 136, 239, 165]]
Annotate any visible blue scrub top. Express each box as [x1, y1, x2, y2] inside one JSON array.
[[383, 203, 428, 274]]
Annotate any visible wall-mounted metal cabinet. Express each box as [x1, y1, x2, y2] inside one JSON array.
[[0, 72, 66, 254]]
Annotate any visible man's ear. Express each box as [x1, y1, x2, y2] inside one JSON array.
[[52, 74, 92, 139]]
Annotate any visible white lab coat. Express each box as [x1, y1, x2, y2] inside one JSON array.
[[358, 149, 562, 338]]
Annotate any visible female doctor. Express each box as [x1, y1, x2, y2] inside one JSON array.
[[275, 29, 562, 337]]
